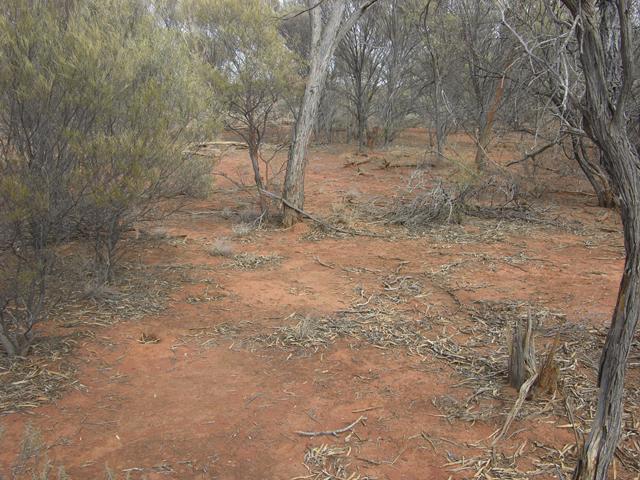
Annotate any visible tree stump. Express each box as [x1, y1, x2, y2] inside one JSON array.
[[535, 334, 561, 395], [508, 312, 537, 390], [495, 311, 539, 444]]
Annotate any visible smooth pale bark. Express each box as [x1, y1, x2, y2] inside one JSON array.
[[282, 0, 378, 227]]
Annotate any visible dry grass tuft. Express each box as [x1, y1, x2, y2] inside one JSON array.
[[1, 262, 184, 415], [0, 335, 81, 415], [226, 252, 283, 270], [231, 223, 254, 237], [298, 443, 370, 480], [207, 238, 235, 257]]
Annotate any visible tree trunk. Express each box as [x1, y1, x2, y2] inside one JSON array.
[[573, 130, 640, 480], [356, 94, 367, 152], [574, 213, 639, 480], [571, 136, 616, 209], [475, 76, 506, 171], [282, 0, 379, 227], [248, 144, 268, 216], [282, 59, 332, 226], [282, 2, 345, 227], [382, 75, 397, 146], [564, 2, 639, 477], [431, 75, 446, 161], [0, 329, 17, 357]]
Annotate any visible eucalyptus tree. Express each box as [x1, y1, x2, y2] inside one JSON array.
[[412, 0, 460, 160], [456, 0, 517, 170], [557, 1, 640, 477], [497, 0, 616, 204], [377, 0, 421, 145], [281, 0, 379, 227], [501, 1, 640, 478], [184, 0, 298, 216], [335, 2, 385, 151]]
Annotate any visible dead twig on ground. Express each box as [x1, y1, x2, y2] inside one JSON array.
[[295, 416, 367, 437]]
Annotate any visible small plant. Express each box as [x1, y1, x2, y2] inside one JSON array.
[[231, 223, 254, 237], [208, 238, 235, 257]]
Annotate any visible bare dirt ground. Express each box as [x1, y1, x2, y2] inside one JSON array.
[[1, 130, 638, 479]]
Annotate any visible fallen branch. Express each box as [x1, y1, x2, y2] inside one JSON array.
[[344, 157, 373, 167], [506, 137, 566, 167], [295, 416, 367, 437], [381, 159, 420, 169], [313, 256, 335, 269], [259, 189, 386, 238], [493, 372, 539, 445], [203, 140, 248, 149]]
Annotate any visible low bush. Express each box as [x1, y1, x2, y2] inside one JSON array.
[[0, 0, 214, 357]]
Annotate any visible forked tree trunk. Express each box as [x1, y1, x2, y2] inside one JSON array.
[[282, 0, 379, 227], [557, 1, 640, 479], [282, 2, 345, 227]]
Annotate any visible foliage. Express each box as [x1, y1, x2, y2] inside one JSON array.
[[183, 0, 300, 214], [0, 0, 214, 356]]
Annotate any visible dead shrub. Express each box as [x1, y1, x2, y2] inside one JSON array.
[[386, 180, 468, 226], [231, 223, 255, 237], [381, 170, 535, 229]]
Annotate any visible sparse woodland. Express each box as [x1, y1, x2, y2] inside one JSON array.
[[0, 1, 639, 479]]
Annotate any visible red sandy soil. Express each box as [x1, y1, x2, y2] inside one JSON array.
[[0, 130, 634, 479]]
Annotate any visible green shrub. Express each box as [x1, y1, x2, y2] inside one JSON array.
[[0, 0, 215, 356]]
